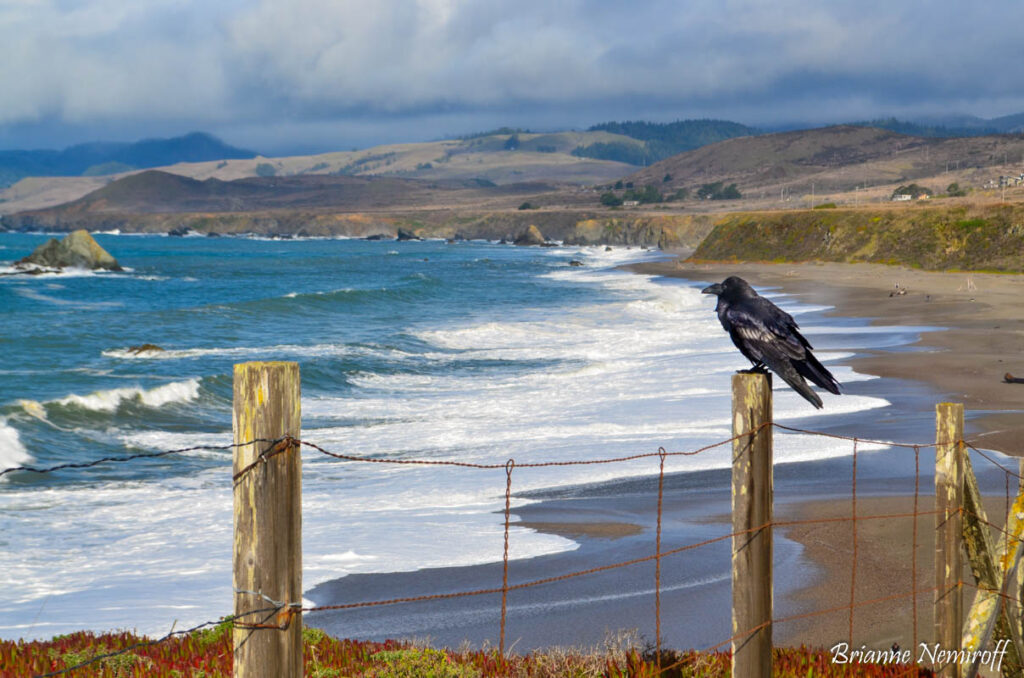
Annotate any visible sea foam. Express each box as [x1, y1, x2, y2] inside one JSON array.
[[0, 419, 32, 474], [53, 379, 201, 412]]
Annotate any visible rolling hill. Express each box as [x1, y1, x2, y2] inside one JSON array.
[[0, 132, 256, 187], [624, 125, 1024, 199]]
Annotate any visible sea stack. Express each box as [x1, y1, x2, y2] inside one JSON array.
[[513, 224, 546, 246], [17, 230, 123, 271]]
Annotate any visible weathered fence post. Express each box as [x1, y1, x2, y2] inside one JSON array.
[[233, 361, 302, 678], [934, 402, 963, 677], [731, 372, 773, 678], [1019, 458, 1024, 641]]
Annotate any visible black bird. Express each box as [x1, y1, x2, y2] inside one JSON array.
[[701, 276, 841, 408]]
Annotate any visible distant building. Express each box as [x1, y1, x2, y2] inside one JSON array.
[[622, 200, 640, 207], [892, 194, 912, 201]]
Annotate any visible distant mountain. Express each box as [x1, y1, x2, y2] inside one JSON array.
[[572, 119, 759, 165], [0, 132, 256, 187]]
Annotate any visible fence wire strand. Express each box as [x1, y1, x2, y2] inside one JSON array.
[[33, 606, 281, 678]]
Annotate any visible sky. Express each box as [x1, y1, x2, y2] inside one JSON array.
[[3, 0, 1024, 156]]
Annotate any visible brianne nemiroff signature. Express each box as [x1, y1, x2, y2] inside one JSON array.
[[830, 640, 1012, 672]]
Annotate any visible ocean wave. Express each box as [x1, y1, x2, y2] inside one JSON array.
[[0, 266, 119, 281], [0, 419, 32, 475], [13, 288, 123, 309], [52, 379, 201, 413], [102, 341, 415, 362]]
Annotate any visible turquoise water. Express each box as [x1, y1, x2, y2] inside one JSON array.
[[0, 233, 890, 639]]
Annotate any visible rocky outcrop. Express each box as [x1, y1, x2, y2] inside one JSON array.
[[514, 224, 546, 246], [396, 228, 422, 241], [127, 344, 164, 355], [17, 230, 122, 271]]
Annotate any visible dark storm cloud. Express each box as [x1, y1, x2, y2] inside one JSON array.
[[3, 0, 1024, 152]]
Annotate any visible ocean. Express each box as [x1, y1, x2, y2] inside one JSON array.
[[0, 232, 894, 641]]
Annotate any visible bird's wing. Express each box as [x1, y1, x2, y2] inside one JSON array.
[[725, 301, 827, 408], [725, 301, 806, 364]]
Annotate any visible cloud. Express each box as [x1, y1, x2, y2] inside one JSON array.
[[3, 0, 1024, 150]]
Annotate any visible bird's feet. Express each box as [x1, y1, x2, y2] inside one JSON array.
[[737, 364, 768, 374]]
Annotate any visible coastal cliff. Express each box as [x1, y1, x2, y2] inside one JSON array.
[[692, 203, 1024, 271]]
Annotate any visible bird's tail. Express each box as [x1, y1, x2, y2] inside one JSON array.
[[775, 361, 824, 409], [795, 352, 841, 396]]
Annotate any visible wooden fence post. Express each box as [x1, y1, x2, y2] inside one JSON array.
[[731, 372, 773, 678], [233, 362, 302, 678], [935, 402, 963, 678]]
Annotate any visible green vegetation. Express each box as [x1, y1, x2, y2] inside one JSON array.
[[947, 182, 968, 197], [571, 141, 649, 166], [82, 161, 135, 176], [457, 127, 530, 140], [891, 183, 932, 199], [600, 191, 624, 207], [627, 185, 663, 204], [336, 152, 398, 175], [955, 218, 988, 231], [697, 182, 742, 200], [692, 203, 1024, 271], [813, 202, 838, 209], [583, 119, 758, 164], [599, 184, 664, 207], [255, 163, 277, 177], [503, 135, 520, 151], [0, 625, 932, 677], [518, 201, 538, 210]]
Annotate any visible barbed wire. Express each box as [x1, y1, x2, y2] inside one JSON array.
[[0, 438, 282, 479]]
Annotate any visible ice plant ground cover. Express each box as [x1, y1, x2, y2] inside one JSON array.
[[0, 624, 934, 677]]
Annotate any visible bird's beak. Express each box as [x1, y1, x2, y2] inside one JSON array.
[[701, 283, 723, 296]]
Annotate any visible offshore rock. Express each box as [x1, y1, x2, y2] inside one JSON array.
[[513, 224, 546, 246], [127, 344, 165, 355], [17, 230, 122, 271]]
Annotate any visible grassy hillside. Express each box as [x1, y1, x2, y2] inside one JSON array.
[[624, 125, 1024, 200], [692, 202, 1024, 271], [3, 170, 562, 218]]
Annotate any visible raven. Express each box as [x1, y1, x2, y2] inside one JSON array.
[[701, 276, 841, 408]]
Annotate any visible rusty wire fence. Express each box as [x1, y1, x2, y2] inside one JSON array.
[[4, 415, 1022, 678]]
